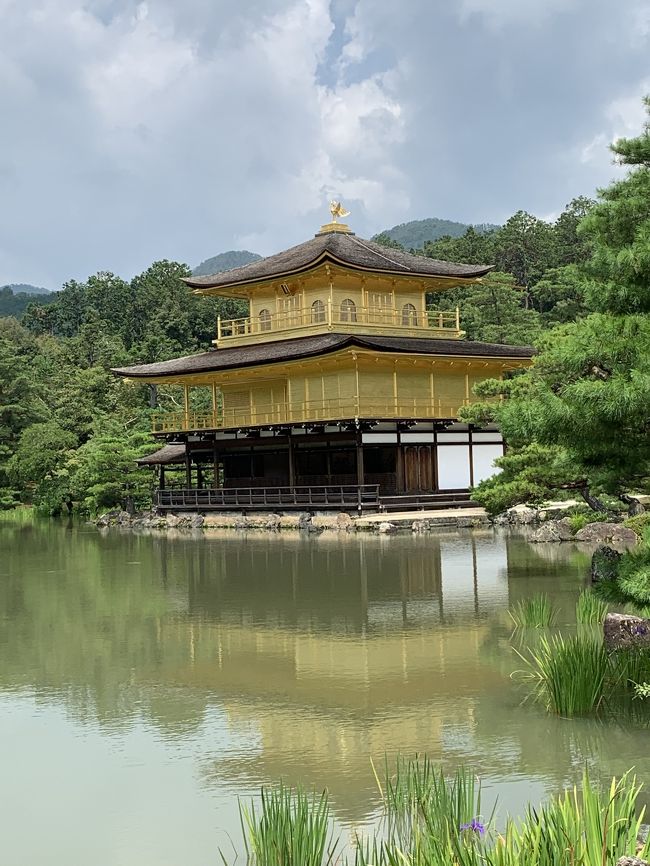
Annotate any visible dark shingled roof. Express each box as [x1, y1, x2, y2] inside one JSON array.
[[113, 333, 534, 379], [137, 444, 186, 465], [183, 231, 492, 291]]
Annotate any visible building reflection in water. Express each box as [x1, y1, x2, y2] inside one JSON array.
[[1, 522, 645, 828]]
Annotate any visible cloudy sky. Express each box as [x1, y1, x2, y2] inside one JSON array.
[[1, 0, 648, 289]]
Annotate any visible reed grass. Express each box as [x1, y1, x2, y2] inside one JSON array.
[[233, 762, 650, 866], [576, 590, 609, 624], [508, 594, 558, 629], [515, 633, 609, 716], [0, 506, 35, 524], [236, 784, 339, 866]]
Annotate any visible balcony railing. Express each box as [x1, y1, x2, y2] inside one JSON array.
[[151, 397, 475, 433], [154, 484, 381, 511], [216, 304, 461, 342]]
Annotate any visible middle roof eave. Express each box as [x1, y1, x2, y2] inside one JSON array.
[[112, 333, 534, 381]]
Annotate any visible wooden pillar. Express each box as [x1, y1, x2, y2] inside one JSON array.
[[183, 384, 190, 430], [211, 382, 218, 428], [184, 443, 192, 489], [356, 431, 365, 487], [468, 426, 475, 488], [196, 463, 203, 490], [149, 384, 158, 409], [396, 430, 405, 493], [159, 466, 166, 490], [213, 443, 219, 489], [288, 434, 295, 488]]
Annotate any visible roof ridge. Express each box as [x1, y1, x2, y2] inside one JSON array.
[[346, 234, 414, 271]]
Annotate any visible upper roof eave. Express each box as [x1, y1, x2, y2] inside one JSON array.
[[183, 233, 493, 293]]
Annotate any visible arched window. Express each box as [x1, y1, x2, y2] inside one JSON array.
[[340, 298, 357, 323], [402, 303, 418, 326], [311, 299, 326, 323], [258, 308, 271, 332]]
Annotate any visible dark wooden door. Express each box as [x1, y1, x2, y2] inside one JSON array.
[[404, 446, 434, 492]]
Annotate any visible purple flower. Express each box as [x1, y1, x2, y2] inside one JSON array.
[[460, 819, 486, 836]]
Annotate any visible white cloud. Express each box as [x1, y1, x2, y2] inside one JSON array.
[[0, 0, 649, 287]]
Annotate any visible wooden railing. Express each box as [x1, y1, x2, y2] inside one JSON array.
[[151, 397, 475, 433], [217, 304, 461, 342], [154, 484, 381, 512]]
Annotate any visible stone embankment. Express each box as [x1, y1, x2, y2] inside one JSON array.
[[95, 501, 644, 542], [95, 507, 490, 534]]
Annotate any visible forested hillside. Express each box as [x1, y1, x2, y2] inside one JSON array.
[[374, 217, 499, 249], [0, 286, 55, 319], [1, 99, 647, 518], [192, 249, 261, 276], [3, 283, 50, 295]]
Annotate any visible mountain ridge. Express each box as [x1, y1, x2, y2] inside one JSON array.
[[374, 217, 500, 250]]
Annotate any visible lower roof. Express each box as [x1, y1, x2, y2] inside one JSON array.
[[112, 333, 534, 379], [137, 444, 186, 465]]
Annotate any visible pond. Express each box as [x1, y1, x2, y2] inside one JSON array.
[[0, 520, 648, 865]]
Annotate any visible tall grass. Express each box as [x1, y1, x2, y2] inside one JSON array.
[[508, 594, 558, 628], [516, 632, 650, 717], [576, 590, 609, 624], [0, 506, 35, 524], [235, 784, 339, 866], [232, 763, 650, 866], [515, 633, 609, 716], [508, 770, 649, 866]]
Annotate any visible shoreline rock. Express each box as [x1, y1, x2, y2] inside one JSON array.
[[574, 522, 638, 545], [603, 613, 650, 650]]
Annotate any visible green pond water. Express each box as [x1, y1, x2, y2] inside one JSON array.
[[0, 519, 649, 865]]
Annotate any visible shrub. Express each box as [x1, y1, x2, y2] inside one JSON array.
[[617, 545, 650, 605]]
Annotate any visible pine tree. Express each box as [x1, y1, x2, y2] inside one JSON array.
[[464, 97, 650, 512]]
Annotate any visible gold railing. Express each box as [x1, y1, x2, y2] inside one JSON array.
[[217, 304, 461, 341], [151, 397, 475, 433]]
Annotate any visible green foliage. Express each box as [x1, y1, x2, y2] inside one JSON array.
[[575, 590, 609, 624], [374, 217, 498, 250], [0, 285, 55, 318], [516, 629, 650, 717], [467, 102, 650, 511], [634, 682, 650, 699], [469, 444, 573, 515], [617, 545, 650, 605], [529, 265, 587, 325], [567, 510, 607, 533], [64, 425, 156, 515], [494, 210, 558, 292], [568, 513, 590, 533], [236, 762, 650, 866], [438, 272, 541, 345], [623, 511, 650, 537], [508, 594, 558, 628], [236, 784, 339, 866], [515, 633, 610, 716]]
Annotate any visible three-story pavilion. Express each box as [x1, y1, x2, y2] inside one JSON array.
[[114, 207, 533, 512]]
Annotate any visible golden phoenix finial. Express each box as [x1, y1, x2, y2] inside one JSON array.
[[329, 200, 350, 222]]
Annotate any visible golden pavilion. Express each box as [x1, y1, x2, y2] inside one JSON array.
[[114, 205, 533, 511]]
